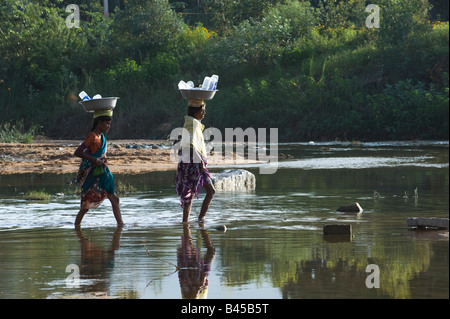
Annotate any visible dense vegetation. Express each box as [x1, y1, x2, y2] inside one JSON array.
[[0, 0, 448, 142]]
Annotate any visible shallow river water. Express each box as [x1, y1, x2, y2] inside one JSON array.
[[0, 141, 448, 299]]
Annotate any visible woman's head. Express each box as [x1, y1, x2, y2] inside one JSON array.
[[91, 116, 112, 133], [91, 109, 113, 133], [187, 99, 206, 120], [188, 105, 206, 120]]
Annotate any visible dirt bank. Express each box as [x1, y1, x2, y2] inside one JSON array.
[[0, 139, 247, 175]]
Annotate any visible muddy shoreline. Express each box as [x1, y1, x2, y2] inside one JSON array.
[[0, 139, 247, 175]]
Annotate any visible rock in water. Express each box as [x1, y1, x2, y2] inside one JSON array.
[[407, 217, 449, 229], [215, 225, 227, 232], [337, 202, 363, 213], [323, 224, 352, 235], [210, 169, 256, 191]]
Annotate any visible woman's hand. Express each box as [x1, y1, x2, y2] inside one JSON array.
[[74, 145, 105, 167], [95, 158, 105, 167]]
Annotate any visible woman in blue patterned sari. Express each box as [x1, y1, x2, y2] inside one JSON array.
[[73, 110, 123, 227]]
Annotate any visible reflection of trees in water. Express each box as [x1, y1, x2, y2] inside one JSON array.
[[218, 230, 445, 298]]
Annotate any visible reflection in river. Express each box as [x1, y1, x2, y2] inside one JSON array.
[[75, 227, 122, 295], [0, 142, 448, 299], [178, 224, 215, 299]]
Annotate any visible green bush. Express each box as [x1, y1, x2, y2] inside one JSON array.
[[0, 121, 39, 143], [142, 52, 180, 87], [367, 80, 449, 139], [0, 0, 448, 141], [213, 15, 291, 68], [315, 0, 367, 29]]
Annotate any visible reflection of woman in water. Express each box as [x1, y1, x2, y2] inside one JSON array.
[[177, 224, 215, 299], [75, 227, 122, 294]]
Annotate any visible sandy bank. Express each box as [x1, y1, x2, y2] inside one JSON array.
[[0, 139, 253, 175]]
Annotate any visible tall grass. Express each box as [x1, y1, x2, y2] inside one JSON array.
[[24, 190, 51, 201], [0, 121, 39, 143]]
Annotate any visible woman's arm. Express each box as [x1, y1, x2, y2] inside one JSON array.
[[74, 144, 104, 167]]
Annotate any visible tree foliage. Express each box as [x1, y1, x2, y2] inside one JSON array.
[[0, 0, 448, 141]]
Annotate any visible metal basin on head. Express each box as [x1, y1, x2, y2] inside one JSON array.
[[179, 89, 217, 101], [79, 97, 119, 112]]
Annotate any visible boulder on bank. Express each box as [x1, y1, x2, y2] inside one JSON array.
[[211, 169, 256, 191], [337, 202, 363, 213]]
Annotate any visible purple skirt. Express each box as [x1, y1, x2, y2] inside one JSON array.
[[176, 151, 212, 208]]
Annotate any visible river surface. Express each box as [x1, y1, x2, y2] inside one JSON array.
[[0, 141, 448, 299]]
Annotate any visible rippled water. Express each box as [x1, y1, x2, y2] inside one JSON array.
[[0, 141, 448, 299]]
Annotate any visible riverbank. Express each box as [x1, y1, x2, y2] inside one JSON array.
[[0, 139, 247, 175]]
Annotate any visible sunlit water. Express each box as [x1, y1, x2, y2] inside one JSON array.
[[0, 141, 448, 299]]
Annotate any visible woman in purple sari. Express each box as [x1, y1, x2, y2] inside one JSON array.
[[176, 100, 216, 223]]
